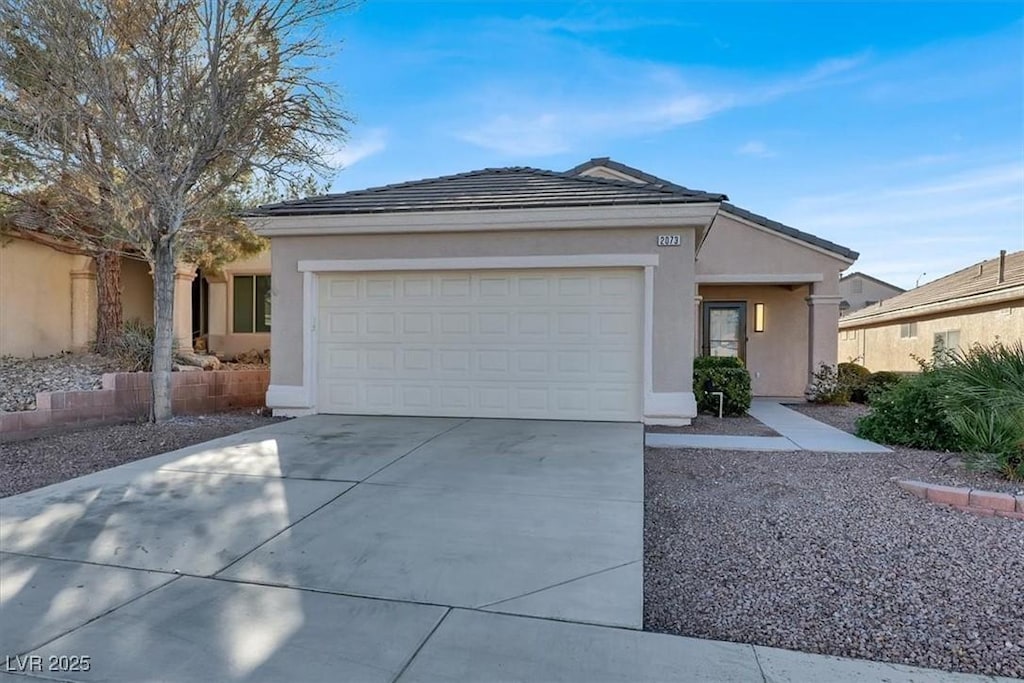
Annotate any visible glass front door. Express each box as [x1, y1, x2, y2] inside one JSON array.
[[702, 302, 747, 360]]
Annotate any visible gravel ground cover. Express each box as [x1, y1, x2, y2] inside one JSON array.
[[788, 402, 1021, 495], [787, 401, 870, 434], [0, 353, 122, 412], [0, 411, 283, 497], [646, 413, 779, 437], [645, 447, 1024, 678]]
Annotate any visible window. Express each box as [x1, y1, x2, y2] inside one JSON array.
[[899, 322, 917, 339], [850, 279, 863, 294], [233, 275, 271, 333], [934, 330, 960, 351]]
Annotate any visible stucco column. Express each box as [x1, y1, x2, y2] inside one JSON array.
[[70, 256, 97, 351], [805, 286, 843, 395], [205, 271, 228, 352], [174, 264, 197, 352]]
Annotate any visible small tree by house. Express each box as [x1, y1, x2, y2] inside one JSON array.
[[1, 0, 351, 420]]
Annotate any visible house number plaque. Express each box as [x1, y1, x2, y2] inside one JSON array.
[[657, 234, 681, 247]]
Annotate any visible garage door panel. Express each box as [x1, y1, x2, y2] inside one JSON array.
[[317, 269, 642, 421]]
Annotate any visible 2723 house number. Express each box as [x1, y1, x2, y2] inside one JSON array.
[[657, 234, 681, 247]]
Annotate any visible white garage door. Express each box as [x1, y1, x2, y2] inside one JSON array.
[[316, 268, 643, 421]]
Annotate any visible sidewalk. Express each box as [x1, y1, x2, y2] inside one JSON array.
[[645, 399, 890, 453]]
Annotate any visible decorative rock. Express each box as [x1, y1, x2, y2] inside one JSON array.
[[0, 353, 122, 412], [234, 348, 266, 365], [174, 352, 222, 371], [173, 364, 203, 372]]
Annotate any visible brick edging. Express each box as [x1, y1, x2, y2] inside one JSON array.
[[896, 479, 1024, 521]]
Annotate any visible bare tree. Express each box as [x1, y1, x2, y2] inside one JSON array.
[[1, 0, 350, 419]]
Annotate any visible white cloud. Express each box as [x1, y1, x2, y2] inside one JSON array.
[[459, 114, 571, 156], [780, 160, 1024, 289], [455, 54, 864, 157], [325, 128, 388, 169], [736, 141, 775, 158]]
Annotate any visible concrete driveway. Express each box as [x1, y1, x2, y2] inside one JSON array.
[[2, 416, 1005, 683], [1, 416, 645, 681]]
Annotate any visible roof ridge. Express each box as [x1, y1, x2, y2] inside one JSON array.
[[839, 271, 905, 292], [929, 249, 1023, 281], [551, 166, 723, 198], [564, 157, 714, 196]]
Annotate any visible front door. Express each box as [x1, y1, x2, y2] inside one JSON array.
[[702, 302, 747, 360]]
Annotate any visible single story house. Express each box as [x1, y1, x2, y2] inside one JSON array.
[[252, 158, 857, 425], [0, 231, 270, 360], [839, 250, 1023, 372], [838, 271, 904, 317]]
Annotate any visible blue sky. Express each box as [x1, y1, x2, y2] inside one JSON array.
[[320, 1, 1023, 289]]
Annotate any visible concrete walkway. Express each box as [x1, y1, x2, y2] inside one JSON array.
[[646, 399, 891, 453], [3, 415, 999, 683]]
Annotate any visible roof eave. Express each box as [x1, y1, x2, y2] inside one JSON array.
[[249, 202, 722, 238]]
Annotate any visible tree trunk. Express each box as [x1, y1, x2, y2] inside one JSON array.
[[93, 250, 123, 356], [151, 237, 176, 422]]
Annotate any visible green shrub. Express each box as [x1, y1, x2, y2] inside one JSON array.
[[855, 370, 961, 450], [693, 357, 751, 416], [863, 371, 902, 402], [939, 341, 1024, 480], [693, 356, 745, 370], [839, 362, 871, 403], [855, 341, 1024, 481], [110, 319, 177, 372]]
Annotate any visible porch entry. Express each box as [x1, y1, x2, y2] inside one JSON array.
[[702, 301, 747, 360]]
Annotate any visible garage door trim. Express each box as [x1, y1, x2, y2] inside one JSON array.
[[285, 254, 660, 419]]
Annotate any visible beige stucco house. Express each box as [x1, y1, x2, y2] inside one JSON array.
[[839, 272, 904, 317], [252, 158, 856, 424], [0, 233, 270, 359], [838, 250, 1023, 372]]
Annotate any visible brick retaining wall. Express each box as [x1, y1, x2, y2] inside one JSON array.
[[0, 370, 269, 442]]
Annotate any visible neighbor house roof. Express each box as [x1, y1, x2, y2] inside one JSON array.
[[840, 271, 905, 292], [255, 166, 725, 216], [840, 250, 1024, 327], [565, 157, 859, 261]]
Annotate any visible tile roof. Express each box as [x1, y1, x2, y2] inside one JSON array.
[[255, 166, 725, 216], [841, 250, 1024, 324], [565, 158, 858, 261]]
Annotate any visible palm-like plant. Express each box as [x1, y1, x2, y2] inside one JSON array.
[[940, 341, 1024, 480]]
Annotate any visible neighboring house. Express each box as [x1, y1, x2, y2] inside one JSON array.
[[838, 250, 1023, 372], [0, 232, 270, 359], [251, 158, 857, 424], [0, 234, 154, 357], [838, 271, 904, 316]]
